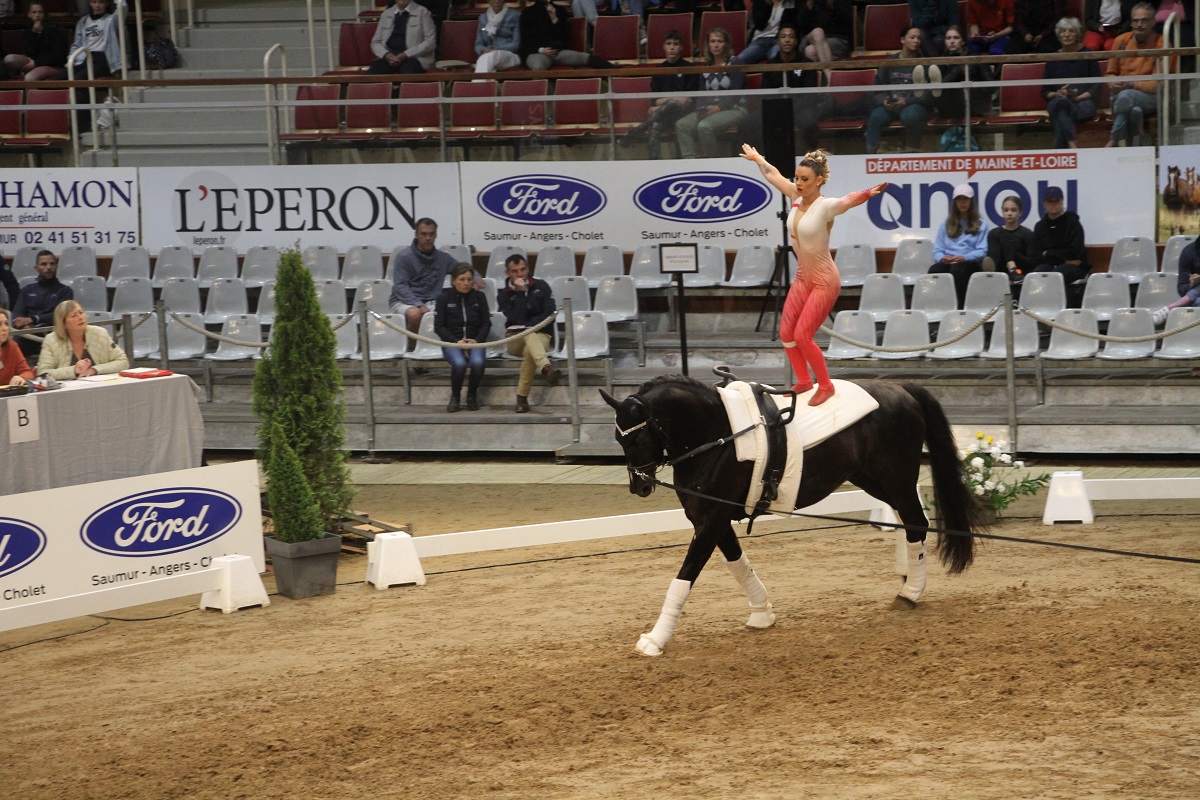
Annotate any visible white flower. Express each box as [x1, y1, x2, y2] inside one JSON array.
[[997, 483, 1007, 493], [958, 449, 969, 460], [984, 481, 996, 491], [999, 453, 1012, 464], [997, 440, 1009, 450], [971, 472, 984, 482], [974, 485, 985, 495], [990, 446, 1001, 457], [1015, 460, 1025, 469], [970, 457, 984, 469]]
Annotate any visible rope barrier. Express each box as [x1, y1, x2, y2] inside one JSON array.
[[367, 308, 557, 350], [819, 302, 1003, 353], [166, 309, 269, 348], [1018, 306, 1200, 342]]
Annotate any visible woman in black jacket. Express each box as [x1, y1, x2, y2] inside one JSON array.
[[434, 263, 491, 412], [4, 2, 70, 81]]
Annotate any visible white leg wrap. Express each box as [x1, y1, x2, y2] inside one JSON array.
[[725, 554, 776, 629], [893, 529, 908, 577], [897, 540, 928, 603], [636, 578, 691, 657]]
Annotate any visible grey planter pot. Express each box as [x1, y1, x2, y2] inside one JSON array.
[[264, 532, 342, 599]]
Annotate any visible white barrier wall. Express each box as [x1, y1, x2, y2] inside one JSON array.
[[0, 461, 265, 632], [0, 168, 140, 256]]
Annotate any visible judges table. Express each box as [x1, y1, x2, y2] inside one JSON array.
[[1, 374, 205, 495]]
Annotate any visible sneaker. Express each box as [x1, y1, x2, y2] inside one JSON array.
[[1153, 306, 1170, 326], [97, 107, 113, 130], [927, 64, 942, 98], [540, 364, 561, 386], [911, 65, 926, 98], [515, 395, 530, 414], [1008, 269, 1024, 285]]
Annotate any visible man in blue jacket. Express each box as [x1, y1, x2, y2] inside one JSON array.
[[12, 249, 73, 359]]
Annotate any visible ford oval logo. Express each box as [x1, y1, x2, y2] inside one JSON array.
[[0, 518, 47, 579], [634, 171, 772, 222], [81, 488, 242, 557], [478, 174, 606, 225]]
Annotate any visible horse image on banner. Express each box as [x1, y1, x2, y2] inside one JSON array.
[[601, 371, 990, 657]]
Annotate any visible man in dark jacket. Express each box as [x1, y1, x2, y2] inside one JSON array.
[[620, 29, 698, 159], [1029, 185, 1089, 284], [761, 23, 826, 151], [496, 254, 559, 413], [12, 249, 73, 358]]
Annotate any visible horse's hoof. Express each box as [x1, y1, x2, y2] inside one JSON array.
[[891, 594, 918, 610], [635, 634, 664, 657], [746, 603, 776, 629]]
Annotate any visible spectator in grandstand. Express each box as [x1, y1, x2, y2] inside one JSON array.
[[1042, 17, 1101, 149], [965, 0, 1014, 55], [36, 299, 128, 381], [909, 0, 959, 55], [619, 29, 698, 158], [1151, 237, 1199, 325], [923, 24, 995, 120], [518, 0, 617, 71], [497, 254, 560, 414], [11, 250, 72, 359], [733, 0, 796, 65], [60, 0, 125, 127], [675, 28, 747, 159], [4, 2, 70, 81], [1029, 185, 1090, 284], [0, 308, 35, 387], [1010, 0, 1066, 53], [368, 0, 437, 75], [986, 194, 1035, 285], [1083, 0, 1135, 50], [794, 0, 853, 77], [388, 218, 461, 335], [0, 258, 17, 310], [435, 263, 491, 412], [864, 26, 931, 154], [760, 23, 826, 152], [929, 183, 990, 306], [475, 0, 522, 75], [1153, 0, 1192, 49], [570, 0, 605, 28], [1104, 3, 1171, 148]]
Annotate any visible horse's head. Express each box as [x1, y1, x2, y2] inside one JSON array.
[[600, 388, 666, 497]]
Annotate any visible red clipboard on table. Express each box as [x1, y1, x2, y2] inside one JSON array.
[[120, 368, 175, 379]]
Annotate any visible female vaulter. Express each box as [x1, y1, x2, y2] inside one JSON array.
[[740, 144, 887, 406]]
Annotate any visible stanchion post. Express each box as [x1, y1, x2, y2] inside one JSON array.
[[563, 297, 580, 442], [675, 272, 689, 377], [357, 301, 376, 453], [156, 299, 169, 370], [1003, 293, 1018, 451]]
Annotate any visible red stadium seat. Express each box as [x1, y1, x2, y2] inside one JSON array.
[[610, 75, 652, 135], [335, 22, 376, 71], [593, 15, 640, 65], [816, 69, 877, 132], [646, 13, 694, 61], [985, 63, 1047, 127], [494, 79, 548, 139], [550, 77, 602, 137], [447, 80, 498, 142], [394, 81, 444, 141], [330, 82, 393, 142], [860, 4, 911, 56], [436, 20, 479, 70]]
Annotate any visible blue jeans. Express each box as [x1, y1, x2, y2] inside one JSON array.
[[1047, 96, 1096, 149], [865, 103, 928, 153], [1109, 88, 1156, 145], [442, 346, 487, 394], [732, 35, 779, 65]]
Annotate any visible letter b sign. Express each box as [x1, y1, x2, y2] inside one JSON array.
[[7, 395, 40, 444]]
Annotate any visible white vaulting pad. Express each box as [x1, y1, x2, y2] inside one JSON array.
[[717, 380, 879, 515]]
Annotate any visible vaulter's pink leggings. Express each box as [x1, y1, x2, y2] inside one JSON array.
[[781, 276, 839, 391]]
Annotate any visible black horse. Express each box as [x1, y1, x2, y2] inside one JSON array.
[[601, 374, 989, 656]]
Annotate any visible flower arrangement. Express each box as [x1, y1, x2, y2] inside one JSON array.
[[960, 431, 1052, 513]]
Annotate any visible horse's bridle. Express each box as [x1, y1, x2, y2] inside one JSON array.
[[615, 394, 759, 481]]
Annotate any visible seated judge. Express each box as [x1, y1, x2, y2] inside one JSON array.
[[0, 308, 35, 386], [35, 299, 129, 380]]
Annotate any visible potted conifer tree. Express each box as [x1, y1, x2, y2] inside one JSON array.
[[253, 247, 354, 599]]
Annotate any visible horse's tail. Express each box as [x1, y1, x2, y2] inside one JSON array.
[[904, 383, 988, 574]]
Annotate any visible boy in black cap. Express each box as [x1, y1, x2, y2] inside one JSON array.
[[1029, 185, 1089, 284]]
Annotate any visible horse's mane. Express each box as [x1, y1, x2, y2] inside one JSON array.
[[637, 374, 715, 397]]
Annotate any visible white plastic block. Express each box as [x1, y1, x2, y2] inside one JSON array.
[[199, 554, 271, 613], [1042, 471, 1095, 525], [366, 531, 427, 589]]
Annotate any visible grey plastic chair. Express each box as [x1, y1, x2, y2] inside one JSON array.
[[910, 273, 959, 323], [111, 277, 154, 315], [890, 238, 934, 286], [685, 245, 726, 288], [12, 245, 39, 281], [130, 312, 160, 359], [196, 245, 238, 289], [354, 313, 410, 361], [723, 245, 775, 288], [403, 311, 443, 362], [203, 278, 249, 325], [58, 245, 97, 281], [163, 311, 208, 360], [485, 311, 508, 358], [593, 275, 639, 323], [1160, 235, 1197, 276], [858, 272, 906, 323], [1099, 307, 1156, 359], [441, 243, 473, 266], [480, 276, 498, 311], [107, 246, 151, 287], [875, 309, 930, 359], [1041, 308, 1099, 359], [489, 245, 528, 276], [314, 278, 347, 315], [629, 244, 671, 290], [549, 275, 591, 323], [68, 275, 107, 313], [1134, 272, 1181, 310], [1156, 307, 1200, 359], [240, 246, 280, 289], [205, 314, 263, 360], [342, 245, 384, 287], [824, 310, 876, 359], [352, 279, 394, 314], [834, 243, 876, 287], [161, 277, 201, 313], [329, 314, 359, 360], [257, 280, 277, 325], [1108, 236, 1157, 284], [1080, 272, 1132, 322], [152, 246, 195, 288], [929, 310, 985, 359], [533, 245, 575, 282], [963, 271, 1012, 313], [981, 311, 1039, 359], [304, 245, 341, 281], [552, 310, 610, 359], [1020, 271, 1067, 322], [581, 244, 624, 288]]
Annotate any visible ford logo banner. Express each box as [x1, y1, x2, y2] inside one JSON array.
[[81, 488, 242, 557], [477, 175, 606, 225], [0, 519, 47, 579], [634, 172, 772, 223]]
